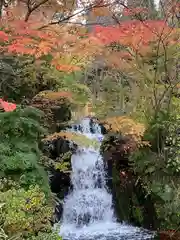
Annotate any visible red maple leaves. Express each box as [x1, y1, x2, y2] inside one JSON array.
[[92, 20, 174, 51], [0, 31, 9, 41], [0, 18, 83, 72], [0, 20, 59, 58], [0, 99, 16, 112]]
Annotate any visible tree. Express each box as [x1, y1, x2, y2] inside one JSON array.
[[90, 9, 179, 116], [0, 13, 104, 70], [2, 0, 76, 22], [91, 4, 180, 231]]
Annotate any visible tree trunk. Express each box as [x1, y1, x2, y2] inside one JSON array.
[[0, 0, 4, 18]]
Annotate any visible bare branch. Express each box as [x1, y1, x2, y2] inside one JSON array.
[[24, 0, 49, 22], [38, 1, 113, 30]]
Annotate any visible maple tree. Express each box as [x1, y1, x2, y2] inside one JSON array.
[[92, 20, 177, 54], [88, 3, 179, 117], [0, 19, 75, 71], [3, 0, 76, 22], [0, 15, 103, 73]]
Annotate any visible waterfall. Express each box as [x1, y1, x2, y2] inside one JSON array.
[[59, 118, 154, 240]]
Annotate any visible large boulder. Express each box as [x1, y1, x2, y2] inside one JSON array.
[[40, 133, 78, 222]]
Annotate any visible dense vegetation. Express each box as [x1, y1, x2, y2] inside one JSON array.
[[0, 0, 179, 239]]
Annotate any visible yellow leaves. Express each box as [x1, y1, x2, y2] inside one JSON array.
[[52, 54, 82, 72], [103, 116, 149, 147], [55, 161, 70, 172], [37, 40, 52, 54], [36, 90, 72, 100], [104, 116, 145, 134], [0, 185, 53, 237], [43, 132, 100, 149]]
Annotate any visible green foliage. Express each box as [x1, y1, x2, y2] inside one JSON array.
[[0, 106, 50, 194], [54, 152, 71, 172], [130, 99, 180, 229], [0, 106, 45, 139], [55, 161, 70, 172], [0, 55, 57, 103], [56, 71, 91, 110], [29, 231, 62, 240], [0, 55, 91, 109], [0, 185, 54, 239], [0, 5, 179, 235], [82, 68, 130, 118], [165, 97, 180, 173], [0, 106, 63, 239]]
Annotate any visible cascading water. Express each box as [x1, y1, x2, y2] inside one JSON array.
[[59, 118, 154, 240]]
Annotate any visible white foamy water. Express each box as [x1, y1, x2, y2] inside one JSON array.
[[59, 118, 154, 240]]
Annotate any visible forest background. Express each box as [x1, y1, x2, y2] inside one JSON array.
[[0, 0, 179, 239]]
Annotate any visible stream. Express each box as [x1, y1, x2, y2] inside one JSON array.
[[59, 118, 155, 240]]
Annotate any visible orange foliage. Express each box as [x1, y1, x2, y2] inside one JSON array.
[[102, 116, 149, 147], [43, 132, 79, 141], [92, 20, 176, 52], [90, 17, 179, 71], [0, 15, 102, 72], [36, 90, 72, 100]]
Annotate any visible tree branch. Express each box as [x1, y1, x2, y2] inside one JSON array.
[[24, 0, 49, 22], [38, 1, 115, 30]]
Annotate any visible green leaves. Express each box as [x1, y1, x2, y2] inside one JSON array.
[[57, 71, 91, 107], [130, 103, 180, 229], [0, 185, 53, 238], [29, 232, 62, 240], [0, 151, 38, 171], [0, 106, 45, 140], [0, 106, 49, 193], [54, 161, 70, 172]]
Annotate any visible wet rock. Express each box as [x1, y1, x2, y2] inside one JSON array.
[[40, 135, 77, 222], [100, 133, 158, 230], [158, 230, 180, 240]]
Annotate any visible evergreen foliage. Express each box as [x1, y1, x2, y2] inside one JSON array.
[[0, 106, 50, 194], [0, 106, 61, 239]]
